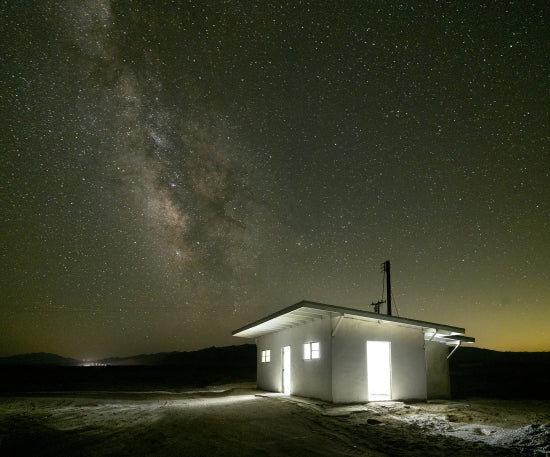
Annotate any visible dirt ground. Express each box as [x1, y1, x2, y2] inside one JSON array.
[[1, 384, 548, 456]]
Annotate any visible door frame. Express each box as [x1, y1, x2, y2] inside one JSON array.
[[282, 345, 291, 394], [366, 340, 392, 401]]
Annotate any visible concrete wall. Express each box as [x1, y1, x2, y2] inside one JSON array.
[[331, 317, 428, 403], [425, 341, 451, 399], [256, 316, 333, 401]]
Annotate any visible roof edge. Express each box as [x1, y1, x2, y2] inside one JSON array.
[[232, 300, 467, 337], [231, 301, 307, 336]]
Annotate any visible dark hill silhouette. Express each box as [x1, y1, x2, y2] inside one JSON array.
[[449, 346, 550, 399], [0, 352, 81, 366], [0, 345, 257, 393], [94, 345, 256, 367], [0, 345, 257, 367]]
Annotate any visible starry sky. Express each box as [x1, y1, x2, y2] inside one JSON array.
[[1, 1, 549, 359]]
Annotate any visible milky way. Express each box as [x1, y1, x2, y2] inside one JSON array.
[[1, 1, 549, 357]]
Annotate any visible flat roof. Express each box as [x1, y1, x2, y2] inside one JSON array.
[[232, 300, 475, 345]]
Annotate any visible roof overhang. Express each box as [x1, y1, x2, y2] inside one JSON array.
[[232, 300, 475, 345]]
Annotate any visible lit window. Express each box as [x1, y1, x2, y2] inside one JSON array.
[[303, 342, 320, 360], [261, 350, 270, 363], [311, 342, 320, 359]]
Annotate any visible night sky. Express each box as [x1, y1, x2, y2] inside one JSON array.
[[2, 1, 549, 359]]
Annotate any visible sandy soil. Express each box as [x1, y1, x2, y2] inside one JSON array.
[[1, 384, 548, 456]]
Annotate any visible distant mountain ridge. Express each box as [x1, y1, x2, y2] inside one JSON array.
[[95, 345, 257, 366], [0, 345, 256, 367], [0, 352, 81, 366], [449, 347, 550, 399], [0, 345, 257, 393]]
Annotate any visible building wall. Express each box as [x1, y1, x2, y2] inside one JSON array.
[[256, 332, 281, 393], [425, 341, 451, 399], [256, 316, 333, 401], [331, 317, 428, 403], [256, 316, 450, 404]]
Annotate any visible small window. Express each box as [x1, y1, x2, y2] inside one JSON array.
[[311, 342, 320, 359], [261, 349, 271, 363], [303, 342, 320, 360]]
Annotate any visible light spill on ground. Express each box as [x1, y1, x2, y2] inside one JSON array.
[[0, 385, 549, 456], [263, 393, 549, 455]]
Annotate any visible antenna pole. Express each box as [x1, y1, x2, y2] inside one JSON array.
[[384, 260, 392, 316]]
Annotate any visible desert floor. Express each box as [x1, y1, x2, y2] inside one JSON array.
[[1, 383, 548, 456]]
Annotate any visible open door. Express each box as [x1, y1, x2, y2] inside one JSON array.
[[367, 341, 391, 401], [282, 346, 291, 394]]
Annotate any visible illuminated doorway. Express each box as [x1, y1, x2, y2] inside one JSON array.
[[282, 346, 291, 394], [367, 341, 391, 401]]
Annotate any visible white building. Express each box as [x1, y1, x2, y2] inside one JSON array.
[[233, 300, 474, 403]]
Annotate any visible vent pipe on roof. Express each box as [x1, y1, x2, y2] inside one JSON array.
[[384, 260, 392, 316]]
